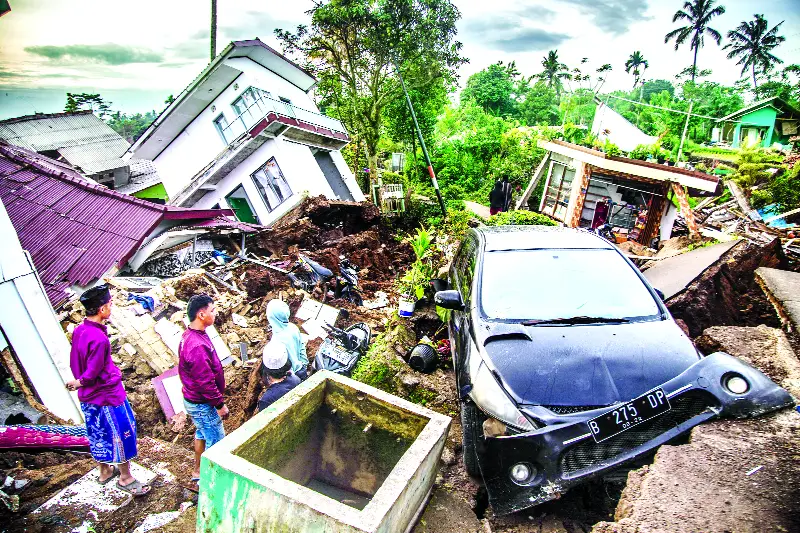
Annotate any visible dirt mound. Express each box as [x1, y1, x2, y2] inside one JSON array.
[[667, 238, 787, 337]]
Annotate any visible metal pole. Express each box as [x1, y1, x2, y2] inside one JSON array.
[[677, 100, 693, 163], [210, 0, 217, 61], [395, 63, 447, 219]]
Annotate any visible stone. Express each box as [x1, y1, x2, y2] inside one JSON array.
[[122, 343, 138, 357]]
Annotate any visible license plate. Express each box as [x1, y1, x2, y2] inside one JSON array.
[[587, 388, 671, 443]]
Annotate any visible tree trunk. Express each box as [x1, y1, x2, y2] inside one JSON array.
[[752, 63, 758, 90], [691, 45, 699, 83]]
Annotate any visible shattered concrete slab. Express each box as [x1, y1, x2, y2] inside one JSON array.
[[755, 267, 800, 333], [642, 240, 739, 300], [34, 462, 158, 529]]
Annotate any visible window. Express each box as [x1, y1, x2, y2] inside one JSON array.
[[230, 87, 272, 133], [541, 162, 575, 222], [480, 249, 660, 321], [454, 236, 477, 303], [213, 114, 229, 143], [252, 157, 292, 212]]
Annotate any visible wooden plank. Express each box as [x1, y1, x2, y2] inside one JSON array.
[[516, 153, 550, 209], [726, 180, 762, 221]]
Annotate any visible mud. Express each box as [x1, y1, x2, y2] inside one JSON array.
[[667, 238, 787, 338]]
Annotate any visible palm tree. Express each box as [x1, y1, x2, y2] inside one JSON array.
[[536, 50, 570, 97], [210, 0, 217, 61], [625, 51, 649, 90], [664, 0, 726, 83], [724, 14, 785, 89]]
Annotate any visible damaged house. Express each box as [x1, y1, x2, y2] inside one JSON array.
[[127, 38, 365, 225], [0, 142, 254, 422], [526, 140, 722, 245], [0, 110, 166, 202]]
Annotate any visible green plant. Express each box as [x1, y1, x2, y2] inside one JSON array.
[[603, 140, 622, 157], [687, 239, 721, 251], [767, 164, 800, 212], [486, 210, 558, 226], [749, 188, 772, 209], [630, 144, 650, 160], [396, 227, 437, 299], [731, 145, 785, 188]]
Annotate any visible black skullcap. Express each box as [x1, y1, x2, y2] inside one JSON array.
[[79, 283, 111, 311]]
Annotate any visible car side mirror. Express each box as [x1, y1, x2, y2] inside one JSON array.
[[434, 290, 465, 311], [655, 288, 665, 301]]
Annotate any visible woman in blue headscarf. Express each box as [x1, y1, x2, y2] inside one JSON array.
[[266, 299, 308, 380]]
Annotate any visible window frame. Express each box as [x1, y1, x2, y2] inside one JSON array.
[[251, 156, 293, 213], [541, 162, 576, 222], [212, 113, 229, 144]]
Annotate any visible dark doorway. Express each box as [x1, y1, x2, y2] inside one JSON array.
[[314, 151, 354, 201]]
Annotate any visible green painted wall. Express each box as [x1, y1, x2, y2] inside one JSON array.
[[133, 182, 169, 201], [732, 107, 778, 148]]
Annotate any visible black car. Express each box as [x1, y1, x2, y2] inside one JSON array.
[[434, 225, 794, 515]]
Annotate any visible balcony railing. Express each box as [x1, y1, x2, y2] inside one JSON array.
[[220, 94, 347, 145]]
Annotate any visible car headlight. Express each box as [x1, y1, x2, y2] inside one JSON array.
[[468, 347, 535, 431]]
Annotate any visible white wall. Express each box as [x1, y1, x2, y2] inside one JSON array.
[[0, 200, 84, 423], [592, 102, 658, 152], [153, 58, 322, 199], [194, 137, 341, 226], [330, 150, 366, 202]]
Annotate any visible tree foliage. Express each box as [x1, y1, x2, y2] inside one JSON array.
[[664, 0, 725, 83], [535, 50, 570, 97], [725, 14, 785, 88], [64, 93, 112, 118], [460, 61, 517, 116], [275, 0, 466, 176]]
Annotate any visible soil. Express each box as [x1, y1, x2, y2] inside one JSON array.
[[666, 238, 787, 338]]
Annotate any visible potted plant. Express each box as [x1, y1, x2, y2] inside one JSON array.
[[396, 227, 435, 317]]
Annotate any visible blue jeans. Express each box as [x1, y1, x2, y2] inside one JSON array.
[[183, 399, 225, 448]]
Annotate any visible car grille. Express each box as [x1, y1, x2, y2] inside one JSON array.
[[546, 405, 604, 415], [560, 395, 713, 476]]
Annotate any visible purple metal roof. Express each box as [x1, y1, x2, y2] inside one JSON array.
[[0, 141, 241, 308]]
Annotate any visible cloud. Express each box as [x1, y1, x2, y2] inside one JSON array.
[[557, 0, 651, 35], [462, 9, 569, 52], [24, 44, 164, 65], [168, 40, 208, 60]]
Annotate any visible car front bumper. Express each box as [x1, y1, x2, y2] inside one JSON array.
[[477, 352, 795, 515]]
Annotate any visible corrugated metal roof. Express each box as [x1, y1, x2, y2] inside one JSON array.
[[0, 141, 236, 308], [116, 159, 162, 195], [0, 111, 131, 175]]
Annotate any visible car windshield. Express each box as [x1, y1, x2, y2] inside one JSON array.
[[480, 248, 660, 321]]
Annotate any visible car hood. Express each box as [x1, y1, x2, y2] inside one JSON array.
[[480, 319, 701, 406]]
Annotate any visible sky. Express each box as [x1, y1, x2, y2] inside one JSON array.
[[0, 0, 799, 120]]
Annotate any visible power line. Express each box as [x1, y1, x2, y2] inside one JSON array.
[[603, 94, 736, 122]]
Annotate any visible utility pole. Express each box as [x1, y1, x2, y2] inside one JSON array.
[[677, 100, 694, 163], [395, 63, 447, 219], [210, 0, 217, 61]]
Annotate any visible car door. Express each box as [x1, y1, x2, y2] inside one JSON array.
[[451, 234, 477, 393]]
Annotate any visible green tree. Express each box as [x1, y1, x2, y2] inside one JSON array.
[[754, 64, 800, 105], [64, 93, 112, 118], [724, 14, 785, 89], [107, 111, 158, 143], [535, 50, 570, 98], [460, 61, 517, 116], [276, 0, 465, 178], [518, 82, 559, 126], [641, 79, 675, 103], [664, 0, 726, 83], [625, 51, 649, 91]]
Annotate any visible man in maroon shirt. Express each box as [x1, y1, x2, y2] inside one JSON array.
[[179, 294, 228, 482], [66, 285, 150, 496]]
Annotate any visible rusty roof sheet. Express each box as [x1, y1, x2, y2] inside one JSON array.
[[0, 141, 235, 308]]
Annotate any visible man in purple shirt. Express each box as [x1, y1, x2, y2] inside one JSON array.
[[179, 294, 228, 482], [66, 285, 150, 497]]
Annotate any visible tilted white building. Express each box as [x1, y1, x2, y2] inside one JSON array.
[[128, 38, 365, 225]]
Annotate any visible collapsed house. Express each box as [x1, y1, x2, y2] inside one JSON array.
[[0, 141, 257, 422], [127, 38, 365, 225], [520, 139, 722, 245], [0, 111, 165, 201]]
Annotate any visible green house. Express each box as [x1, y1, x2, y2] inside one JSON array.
[[717, 97, 800, 149]]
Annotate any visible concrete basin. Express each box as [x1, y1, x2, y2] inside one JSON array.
[[197, 370, 451, 533]]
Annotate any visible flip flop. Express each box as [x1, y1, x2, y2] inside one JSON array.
[[191, 477, 200, 482], [116, 479, 151, 497], [98, 466, 120, 485]]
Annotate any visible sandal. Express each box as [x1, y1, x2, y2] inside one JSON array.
[[116, 479, 151, 497], [98, 466, 120, 485]]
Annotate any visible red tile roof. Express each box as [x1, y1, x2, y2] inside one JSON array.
[[0, 141, 244, 308]]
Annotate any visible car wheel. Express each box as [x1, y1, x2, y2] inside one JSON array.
[[461, 401, 481, 478]]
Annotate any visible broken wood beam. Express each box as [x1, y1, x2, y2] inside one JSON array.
[[726, 180, 762, 222], [204, 271, 244, 294]]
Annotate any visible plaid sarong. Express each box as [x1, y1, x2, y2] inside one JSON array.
[[80, 399, 138, 464]]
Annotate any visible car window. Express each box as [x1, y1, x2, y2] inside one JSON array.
[[479, 248, 660, 321], [454, 236, 477, 303]]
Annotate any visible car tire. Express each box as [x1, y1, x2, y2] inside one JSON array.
[[461, 401, 481, 478]]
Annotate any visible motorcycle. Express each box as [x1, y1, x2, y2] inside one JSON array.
[[287, 254, 363, 306], [312, 322, 372, 376]]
